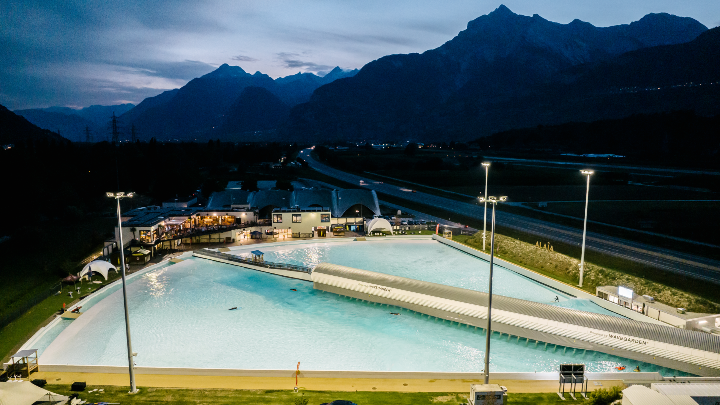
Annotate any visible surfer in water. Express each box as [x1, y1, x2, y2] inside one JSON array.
[[229, 307, 238, 310], [390, 312, 400, 315], [554, 296, 559, 302], [290, 289, 297, 291]]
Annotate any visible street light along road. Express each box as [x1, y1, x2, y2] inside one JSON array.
[[107, 191, 139, 394], [578, 170, 593, 287], [481, 162, 490, 251]]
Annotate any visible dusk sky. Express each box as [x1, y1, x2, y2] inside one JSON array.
[[2, 0, 719, 110]]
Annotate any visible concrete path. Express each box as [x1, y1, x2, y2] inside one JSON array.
[[31, 371, 623, 393]]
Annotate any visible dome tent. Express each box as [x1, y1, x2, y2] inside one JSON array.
[[79, 260, 117, 280], [366, 218, 393, 235]]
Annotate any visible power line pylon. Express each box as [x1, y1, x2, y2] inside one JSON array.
[[85, 126, 92, 143], [111, 112, 119, 144]]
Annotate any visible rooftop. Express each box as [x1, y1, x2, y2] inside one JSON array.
[[121, 206, 250, 227], [162, 195, 197, 203]]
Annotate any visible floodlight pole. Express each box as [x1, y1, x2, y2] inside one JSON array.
[[578, 171, 593, 287], [109, 192, 139, 394], [480, 196, 506, 384], [481, 163, 490, 251]]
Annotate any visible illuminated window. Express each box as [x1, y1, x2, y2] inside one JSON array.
[[273, 214, 283, 223], [321, 214, 330, 222], [292, 214, 302, 223]]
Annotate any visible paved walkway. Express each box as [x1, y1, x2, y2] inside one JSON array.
[[31, 371, 622, 393]]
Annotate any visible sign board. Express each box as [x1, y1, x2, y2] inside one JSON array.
[[618, 286, 633, 299]]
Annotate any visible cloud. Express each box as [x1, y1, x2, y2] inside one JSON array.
[[117, 60, 216, 80], [276, 52, 335, 73], [232, 55, 258, 62]]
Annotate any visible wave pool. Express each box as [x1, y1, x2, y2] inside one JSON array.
[[33, 238, 688, 375]]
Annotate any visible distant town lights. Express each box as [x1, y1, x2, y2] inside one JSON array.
[[482, 162, 490, 167], [581, 170, 594, 175], [106, 192, 134, 198]]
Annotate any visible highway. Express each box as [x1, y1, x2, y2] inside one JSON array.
[[301, 149, 720, 284]]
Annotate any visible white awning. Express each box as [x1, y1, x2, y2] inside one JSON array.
[[79, 260, 117, 280], [0, 381, 68, 405], [11, 349, 37, 358]]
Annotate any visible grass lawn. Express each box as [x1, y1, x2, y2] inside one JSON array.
[[0, 217, 115, 362], [452, 232, 719, 313], [0, 271, 122, 363], [0, 217, 114, 317], [43, 385, 586, 404]]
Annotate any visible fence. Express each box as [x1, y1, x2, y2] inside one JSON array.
[[195, 249, 313, 274]]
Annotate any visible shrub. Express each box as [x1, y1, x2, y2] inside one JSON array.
[[588, 386, 622, 405], [294, 393, 309, 405]]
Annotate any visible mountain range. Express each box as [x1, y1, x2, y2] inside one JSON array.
[[116, 65, 357, 141], [14, 103, 135, 143], [14, 67, 356, 142], [283, 5, 716, 141]]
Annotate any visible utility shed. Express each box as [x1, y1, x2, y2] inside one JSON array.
[[469, 384, 506, 405]]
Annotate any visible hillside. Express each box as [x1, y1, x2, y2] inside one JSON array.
[[220, 86, 291, 135], [477, 111, 720, 167], [0, 105, 70, 145]]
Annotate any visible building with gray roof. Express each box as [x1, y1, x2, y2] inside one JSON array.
[[290, 189, 334, 211], [334, 189, 380, 218]]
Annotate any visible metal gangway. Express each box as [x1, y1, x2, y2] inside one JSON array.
[[194, 248, 313, 274]]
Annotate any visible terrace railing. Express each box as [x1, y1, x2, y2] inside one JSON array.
[[195, 249, 313, 274]]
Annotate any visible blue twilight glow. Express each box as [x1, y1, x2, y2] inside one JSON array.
[[1, 1, 717, 109]]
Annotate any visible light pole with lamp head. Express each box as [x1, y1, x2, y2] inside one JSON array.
[[477, 195, 507, 384], [578, 170, 594, 287], [107, 191, 139, 394], [481, 163, 490, 250]]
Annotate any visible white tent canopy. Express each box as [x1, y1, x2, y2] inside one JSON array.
[[79, 260, 117, 280], [366, 218, 394, 235]]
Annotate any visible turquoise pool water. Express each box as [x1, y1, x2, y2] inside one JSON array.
[[232, 239, 621, 317], [36, 247, 688, 375]]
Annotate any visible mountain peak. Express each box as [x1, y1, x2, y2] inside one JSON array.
[[465, 4, 521, 31], [490, 4, 514, 17], [203, 64, 248, 78], [324, 66, 343, 76]]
